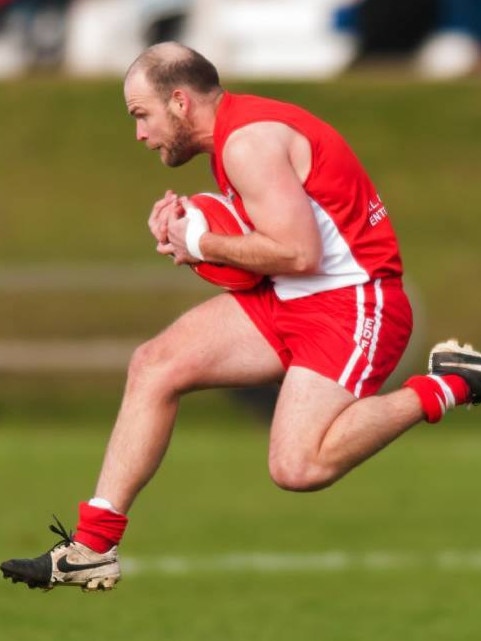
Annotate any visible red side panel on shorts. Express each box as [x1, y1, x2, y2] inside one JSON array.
[[232, 278, 413, 398]]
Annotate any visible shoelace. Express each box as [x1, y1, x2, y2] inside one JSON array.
[[48, 515, 74, 551]]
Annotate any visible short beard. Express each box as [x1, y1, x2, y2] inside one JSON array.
[[162, 113, 202, 167]]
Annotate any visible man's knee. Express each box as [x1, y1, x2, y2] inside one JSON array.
[[127, 335, 191, 393], [268, 454, 338, 492], [129, 336, 168, 376]]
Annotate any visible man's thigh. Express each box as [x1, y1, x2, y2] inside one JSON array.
[[269, 365, 355, 475], [152, 292, 285, 389]]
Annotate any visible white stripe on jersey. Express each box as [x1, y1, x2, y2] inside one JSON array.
[[272, 198, 369, 301]]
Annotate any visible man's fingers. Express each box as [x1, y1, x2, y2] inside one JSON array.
[[149, 195, 184, 241], [156, 241, 175, 256]]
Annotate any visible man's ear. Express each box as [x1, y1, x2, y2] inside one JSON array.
[[170, 89, 190, 117]]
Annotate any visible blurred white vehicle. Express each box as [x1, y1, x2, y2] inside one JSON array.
[[64, 0, 359, 79], [0, 0, 359, 79]]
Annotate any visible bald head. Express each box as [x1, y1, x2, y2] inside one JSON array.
[[125, 41, 222, 102]]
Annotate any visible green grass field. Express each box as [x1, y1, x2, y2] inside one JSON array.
[[1, 393, 481, 641], [1, 74, 481, 640]]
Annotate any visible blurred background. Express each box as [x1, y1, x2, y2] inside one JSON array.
[[1, 0, 481, 79], [1, 2, 481, 641], [1, 0, 481, 414]]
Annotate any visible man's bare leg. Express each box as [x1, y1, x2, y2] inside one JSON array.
[[3, 335, 479, 590], [0, 293, 284, 590], [268, 366, 457, 491], [95, 293, 284, 514]]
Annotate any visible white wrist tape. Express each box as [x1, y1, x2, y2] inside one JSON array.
[[185, 205, 209, 261]]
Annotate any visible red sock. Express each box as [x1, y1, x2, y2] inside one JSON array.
[[403, 374, 470, 423], [73, 502, 129, 553]]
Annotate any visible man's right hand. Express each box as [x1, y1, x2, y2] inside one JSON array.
[[148, 190, 185, 256]]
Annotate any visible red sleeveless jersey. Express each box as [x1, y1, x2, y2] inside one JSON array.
[[211, 91, 404, 300]]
